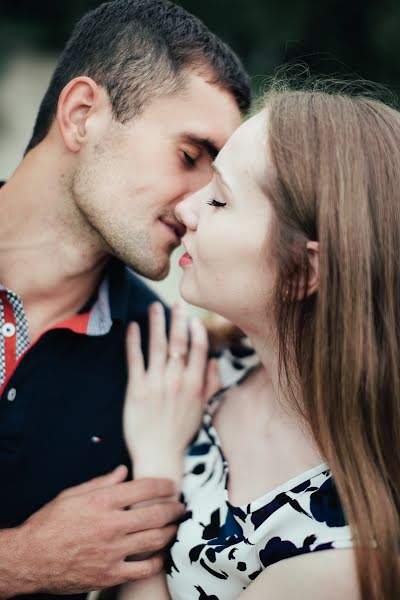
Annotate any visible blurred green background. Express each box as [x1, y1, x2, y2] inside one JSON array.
[[2, 0, 400, 88], [1, 0, 400, 305]]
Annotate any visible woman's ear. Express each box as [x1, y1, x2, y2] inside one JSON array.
[[305, 240, 319, 297], [56, 76, 99, 152], [293, 240, 319, 301]]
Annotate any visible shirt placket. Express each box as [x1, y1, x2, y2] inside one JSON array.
[[0, 276, 111, 394], [0, 288, 30, 392]]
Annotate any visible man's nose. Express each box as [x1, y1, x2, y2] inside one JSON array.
[[175, 193, 199, 231]]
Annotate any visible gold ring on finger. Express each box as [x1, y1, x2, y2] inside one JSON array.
[[168, 351, 186, 360]]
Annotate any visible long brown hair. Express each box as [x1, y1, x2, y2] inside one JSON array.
[[266, 88, 400, 598]]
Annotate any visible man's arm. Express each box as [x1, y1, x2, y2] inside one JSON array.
[[0, 526, 30, 599], [0, 466, 184, 598]]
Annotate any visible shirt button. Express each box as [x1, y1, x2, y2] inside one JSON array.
[[7, 388, 16, 402], [2, 323, 16, 337]]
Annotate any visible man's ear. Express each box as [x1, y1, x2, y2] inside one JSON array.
[[56, 77, 100, 152]]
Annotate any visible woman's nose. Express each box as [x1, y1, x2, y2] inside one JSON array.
[[175, 194, 199, 231]]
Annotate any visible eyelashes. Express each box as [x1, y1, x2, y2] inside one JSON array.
[[206, 198, 227, 208], [183, 151, 196, 167]]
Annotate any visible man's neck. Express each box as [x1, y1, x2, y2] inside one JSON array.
[[0, 146, 109, 339]]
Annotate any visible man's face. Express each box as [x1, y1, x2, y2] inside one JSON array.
[[71, 73, 242, 280]]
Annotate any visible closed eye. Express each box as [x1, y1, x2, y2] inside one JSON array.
[[206, 198, 227, 208], [183, 151, 196, 167]]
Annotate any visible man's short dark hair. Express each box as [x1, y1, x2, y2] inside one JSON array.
[[25, 0, 251, 153]]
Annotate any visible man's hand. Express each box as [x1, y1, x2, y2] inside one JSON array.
[[0, 466, 184, 597]]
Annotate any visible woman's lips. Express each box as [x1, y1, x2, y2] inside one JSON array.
[[179, 252, 193, 267]]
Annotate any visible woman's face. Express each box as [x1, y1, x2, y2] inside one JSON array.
[[175, 110, 278, 332]]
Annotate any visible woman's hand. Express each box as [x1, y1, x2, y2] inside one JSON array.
[[123, 301, 219, 485]]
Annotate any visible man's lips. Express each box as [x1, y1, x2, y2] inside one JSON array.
[[159, 217, 186, 240], [179, 252, 193, 267]]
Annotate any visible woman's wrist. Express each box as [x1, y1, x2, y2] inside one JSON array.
[[132, 450, 184, 489]]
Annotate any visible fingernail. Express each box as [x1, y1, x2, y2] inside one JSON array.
[[113, 465, 122, 473], [112, 465, 126, 478], [179, 509, 192, 524], [177, 298, 187, 311], [191, 316, 203, 329], [151, 302, 162, 313], [173, 300, 185, 317]]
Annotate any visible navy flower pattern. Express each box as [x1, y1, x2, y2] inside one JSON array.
[[167, 380, 353, 600], [310, 476, 347, 527]]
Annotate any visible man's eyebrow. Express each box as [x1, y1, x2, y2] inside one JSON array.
[[180, 133, 219, 160]]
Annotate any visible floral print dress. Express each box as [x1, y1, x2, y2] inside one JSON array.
[[167, 374, 353, 600]]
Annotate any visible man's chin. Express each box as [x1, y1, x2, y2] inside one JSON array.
[[150, 263, 170, 281], [146, 248, 175, 280], [130, 256, 171, 281]]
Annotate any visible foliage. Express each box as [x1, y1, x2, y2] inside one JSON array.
[[2, 0, 400, 92]]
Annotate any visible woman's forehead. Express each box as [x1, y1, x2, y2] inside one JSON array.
[[232, 109, 267, 146], [217, 109, 271, 190]]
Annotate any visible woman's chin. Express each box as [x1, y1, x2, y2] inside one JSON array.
[[179, 280, 207, 311]]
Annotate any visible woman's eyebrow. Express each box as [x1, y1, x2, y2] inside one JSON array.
[[211, 162, 232, 192]]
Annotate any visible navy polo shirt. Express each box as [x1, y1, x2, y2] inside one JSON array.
[[0, 258, 167, 600]]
